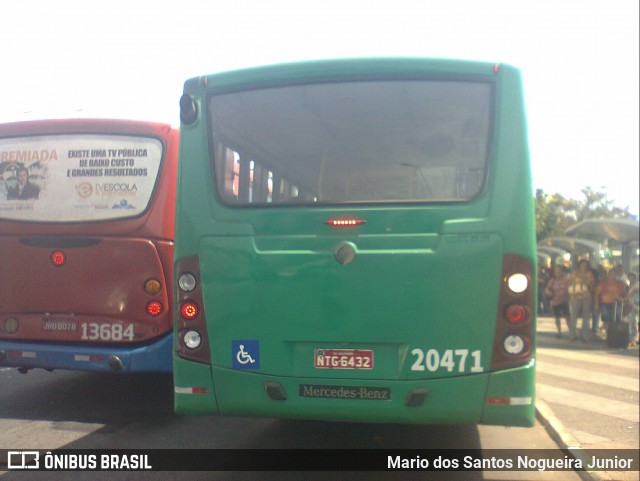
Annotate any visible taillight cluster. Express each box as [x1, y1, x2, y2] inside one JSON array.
[[175, 256, 210, 363], [490, 254, 534, 370], [144, 278, 165, 317]]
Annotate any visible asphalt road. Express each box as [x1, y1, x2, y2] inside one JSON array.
[[0, 364, 584, 481]]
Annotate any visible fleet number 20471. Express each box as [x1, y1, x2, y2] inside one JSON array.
[[410, 348, 484, 373]]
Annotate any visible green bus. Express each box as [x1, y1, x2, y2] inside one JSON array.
[[173, 58, 536, 426]]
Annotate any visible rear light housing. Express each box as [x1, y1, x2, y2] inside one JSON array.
[[490, 254, 534, 370], [175, 256, 210, 363]]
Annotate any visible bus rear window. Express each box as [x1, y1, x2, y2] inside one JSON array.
[[0, 134, 163, 222], [209, 80, 492, 205]]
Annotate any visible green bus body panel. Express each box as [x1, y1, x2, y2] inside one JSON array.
[[198, 232, 502, 376], [174, 58, 536, 425]]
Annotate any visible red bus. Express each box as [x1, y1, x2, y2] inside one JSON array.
[[0, 119, 178, 372]]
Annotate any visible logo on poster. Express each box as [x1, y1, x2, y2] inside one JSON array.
[[76, 182, 93, 198]]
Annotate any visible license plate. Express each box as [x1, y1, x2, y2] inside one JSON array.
[[314, 349, 373, 369], [43, 320, 78, 331]]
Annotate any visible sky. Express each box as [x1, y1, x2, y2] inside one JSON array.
[[2, 0, 638, 215]]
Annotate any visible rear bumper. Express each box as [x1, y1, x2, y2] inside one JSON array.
[[173, 358, 535, 426], [0, 333, 172, 373]]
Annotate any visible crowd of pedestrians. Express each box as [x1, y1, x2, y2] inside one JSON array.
[[539, 261, 639, 348]]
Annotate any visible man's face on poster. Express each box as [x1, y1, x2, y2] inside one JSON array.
[[17, 169, 28, 186]]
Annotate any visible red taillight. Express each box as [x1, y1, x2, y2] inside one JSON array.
[[51, 251, 66, 266], [146, 301, 163, 316], [181, 302, 199, 320], [324, 218, 365, 227], [505, 304, 527, 323]]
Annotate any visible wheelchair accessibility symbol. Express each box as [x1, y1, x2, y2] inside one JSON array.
[[232, 340, 260, 369], [237, 345, 255, 365]]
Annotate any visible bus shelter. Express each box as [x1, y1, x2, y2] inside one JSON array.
[[565, 218, 639, 273], [536, 245, 571, 271], [538, 237, 603, 267]]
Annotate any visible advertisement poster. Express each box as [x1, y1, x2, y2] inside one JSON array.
[[0, 134, 163, 222]]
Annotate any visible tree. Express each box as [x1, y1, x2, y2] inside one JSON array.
[[575, 187, 632, 221], [535, 187, 634, 242], [535, 189, 574, 241]]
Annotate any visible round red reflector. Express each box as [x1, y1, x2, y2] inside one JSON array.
[[505, 304, 527, 323], [51, 251, 66, 266], [146, 301, 163, 316], [181, 302, 199, 320]]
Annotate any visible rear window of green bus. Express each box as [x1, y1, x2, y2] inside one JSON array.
[[0, 134, 163, 222], [209, 80, 492, 205]]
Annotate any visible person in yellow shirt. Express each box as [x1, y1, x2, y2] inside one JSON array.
[[594, 267, 626, 337], [568, 259, 595, 342]]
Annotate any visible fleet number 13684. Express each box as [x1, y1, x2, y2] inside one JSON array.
[[81, 323, 134, 341]]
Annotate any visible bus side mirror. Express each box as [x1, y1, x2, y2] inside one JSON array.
[[180, 94, 198, 125]]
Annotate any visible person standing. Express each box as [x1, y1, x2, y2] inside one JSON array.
[[625, 273, 639, 348], [538, 265, 550, 314], [595, 267, 627, 338], [568, 259, 595, 342], [545, 265, 571, 338], [591, 265, 604, 335]]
